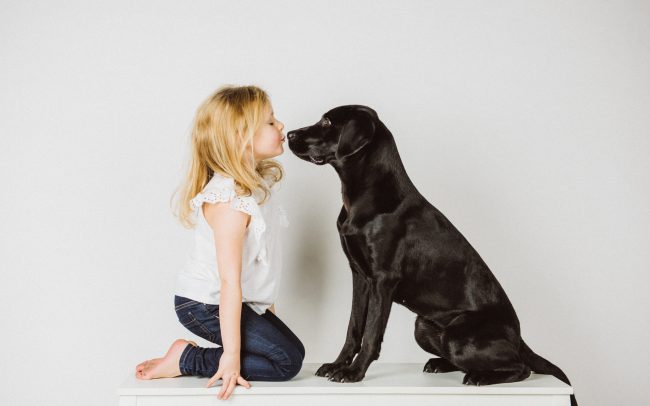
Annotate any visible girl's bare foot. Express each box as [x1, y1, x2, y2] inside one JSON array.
[[135, 339, 197, 380]]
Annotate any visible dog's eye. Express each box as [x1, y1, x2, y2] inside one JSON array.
[[322, 117, 331, 127]]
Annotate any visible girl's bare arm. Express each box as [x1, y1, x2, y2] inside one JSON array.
[[202, 202, 251, 355]]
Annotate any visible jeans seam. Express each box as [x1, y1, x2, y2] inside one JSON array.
[[184, 311, 215, 342], [198, 322, 215, 341], [175, 300, 198, 311], [179, 311, 198, 328]]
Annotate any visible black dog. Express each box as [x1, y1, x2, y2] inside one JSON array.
[[287, 105, 576, 406]]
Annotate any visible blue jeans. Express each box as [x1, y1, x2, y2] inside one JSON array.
[[174, 295, 305, 381]]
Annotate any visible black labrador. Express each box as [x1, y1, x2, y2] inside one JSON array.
[[287, 105, 577, 406]]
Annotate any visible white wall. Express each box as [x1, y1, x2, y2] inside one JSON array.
[[1, 1, 648, 405]]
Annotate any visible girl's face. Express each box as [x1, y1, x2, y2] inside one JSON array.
[[252, 104, 285, 162]]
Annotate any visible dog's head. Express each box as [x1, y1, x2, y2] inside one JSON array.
[[287, 105, 378, 165]]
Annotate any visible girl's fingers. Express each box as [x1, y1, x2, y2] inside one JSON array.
[[225, 375, 238, 399], [220, 374, 235, 399], [218, 374, 232, 399], [210, 372, 250, 399], [238, 376, 251, 388], [206, 372, 221, 388], [217, 381, 225, 398]]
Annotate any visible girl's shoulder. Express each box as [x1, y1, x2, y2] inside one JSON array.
[[190, 174, 237, 209], [192, 172, 282, 214], [191, 173, 268, 241]]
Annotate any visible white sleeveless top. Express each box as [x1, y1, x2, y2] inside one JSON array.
[[174, 173, 290, 315]]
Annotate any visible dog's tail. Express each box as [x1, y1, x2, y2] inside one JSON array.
[[519, 339, 577, 406]]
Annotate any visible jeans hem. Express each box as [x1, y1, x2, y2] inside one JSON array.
[[179, 343, 195, 376]]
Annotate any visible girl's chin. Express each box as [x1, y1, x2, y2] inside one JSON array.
[[267, 147, 283, 159]]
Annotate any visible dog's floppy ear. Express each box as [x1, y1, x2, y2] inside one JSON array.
[[335, 107, 377, 160]]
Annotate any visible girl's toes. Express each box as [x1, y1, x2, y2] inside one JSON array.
[[138, 368, 151, 380], [135, 360, 151, 379]]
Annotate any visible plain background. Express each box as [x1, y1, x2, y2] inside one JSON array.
[[1, 1, 648, 405]]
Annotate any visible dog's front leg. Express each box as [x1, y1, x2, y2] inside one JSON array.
[[327, 276, 398, 382], [316, 271, 370, 377]]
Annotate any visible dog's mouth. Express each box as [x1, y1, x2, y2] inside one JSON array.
[[309, 155, 326, 164], [287, 139, 328, 165]]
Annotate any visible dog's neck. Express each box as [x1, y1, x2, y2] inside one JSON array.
[[331, 127, 417, 215]]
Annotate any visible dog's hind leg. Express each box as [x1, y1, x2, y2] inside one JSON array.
[[441, 308, 531, 386], [415, 315, 461, 373]]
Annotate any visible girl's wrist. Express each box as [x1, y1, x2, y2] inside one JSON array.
[[223, 349, 240, 356]]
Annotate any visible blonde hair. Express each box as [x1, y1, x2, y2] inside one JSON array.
[[171, 85, 284, 229]]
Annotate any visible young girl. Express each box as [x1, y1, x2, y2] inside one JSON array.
[[135, 85, 304, 400]]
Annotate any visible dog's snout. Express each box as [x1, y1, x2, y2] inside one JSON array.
[[287, 131, 297, 141]]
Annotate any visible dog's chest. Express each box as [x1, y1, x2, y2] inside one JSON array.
[[339, 217, 393, 277], [340, 232, 373, 276]]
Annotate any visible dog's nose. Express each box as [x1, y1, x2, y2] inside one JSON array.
[[287, 131, 296, 140]]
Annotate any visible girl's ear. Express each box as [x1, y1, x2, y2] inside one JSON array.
[[335, 109, 376, 161]]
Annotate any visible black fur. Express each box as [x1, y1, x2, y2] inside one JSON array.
[[287, 105, 576, 406]]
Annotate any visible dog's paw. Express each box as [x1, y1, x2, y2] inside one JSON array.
[[463, 371, 489, 386], [462, 367, 532, 386], [463, 371, 482, 386], [423, 358, 459, 373], [315, 362, 347, 378], [327, 366, 365, 383]]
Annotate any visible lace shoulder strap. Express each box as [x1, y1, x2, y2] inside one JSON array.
[[190, 177, 267, 242]]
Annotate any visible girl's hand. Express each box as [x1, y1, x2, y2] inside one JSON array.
[[206, 352, 251, 400]]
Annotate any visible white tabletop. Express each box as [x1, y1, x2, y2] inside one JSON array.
[[118, 363, 573, 396]]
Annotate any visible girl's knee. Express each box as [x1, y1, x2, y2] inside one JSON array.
[[296, 340, 306, 360], [277, 346, 303, 380], [280, 359, 303, 381]]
